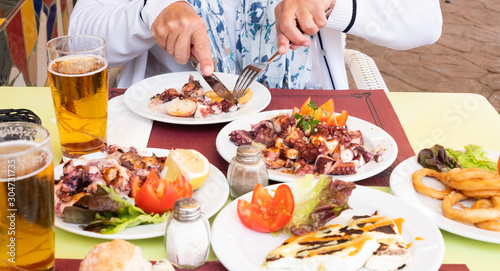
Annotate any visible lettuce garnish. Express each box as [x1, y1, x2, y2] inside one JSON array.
[[62, 185, 167, 234], [418, 144, 498, 173], [283, 175, 355, 236], [446, 144, 498, 172]]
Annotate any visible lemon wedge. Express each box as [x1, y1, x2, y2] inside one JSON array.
[[162, 149, 210, 190]]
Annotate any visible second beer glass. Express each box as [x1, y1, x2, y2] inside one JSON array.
[[46, 35, 108, 159], [0, 122, 55, 270]]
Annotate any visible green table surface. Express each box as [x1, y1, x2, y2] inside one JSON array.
[[1, 87, 500, 270]]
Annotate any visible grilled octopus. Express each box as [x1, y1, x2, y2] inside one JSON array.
[[228, 113, 384, 176]]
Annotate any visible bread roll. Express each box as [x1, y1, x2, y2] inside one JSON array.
[[79, 239, 174, 271]]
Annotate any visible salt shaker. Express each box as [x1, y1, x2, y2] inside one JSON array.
[[165, 198, 210, 269], [227, 145, 269, 199]]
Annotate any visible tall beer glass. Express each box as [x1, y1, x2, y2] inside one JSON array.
[[0, 122, 54, 270], [47, 35, 108, 159]]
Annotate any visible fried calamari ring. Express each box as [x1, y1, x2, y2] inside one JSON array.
[[461, 189, 500, 198], [448, 178, 500, 191], [446, 168, 500, 190], [442, 192, 500, 223], [412, 168, 453, 199], [471, 198, 500, 231], [448, 168, 498, 181]]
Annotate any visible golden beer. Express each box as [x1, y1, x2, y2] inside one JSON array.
[[0, 123, 54, 271], [48, 55, 108, 158]]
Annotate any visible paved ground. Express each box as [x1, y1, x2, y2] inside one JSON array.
[[345, 0, 500, 113]]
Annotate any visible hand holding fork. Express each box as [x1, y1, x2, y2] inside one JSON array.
[[233, 6, 333, 99]]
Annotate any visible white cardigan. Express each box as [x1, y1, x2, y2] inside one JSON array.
[[69, 0, 442, 89]]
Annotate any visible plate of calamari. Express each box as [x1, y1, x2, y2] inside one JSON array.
[[390, 144, 500, 243], [211, 179, 444, 271], [54, 145, 229, 240], [216, 103, 398, 182], [123, 71, 271, 125]]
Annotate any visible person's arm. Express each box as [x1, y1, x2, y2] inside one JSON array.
[[274, 0, 334, 53], [327, 0, 443, 50], [69, 0, 160, 68], [275, 0, 442, 53], [69, 0, 213, 74]]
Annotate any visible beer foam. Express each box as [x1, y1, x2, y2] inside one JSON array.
[[48, 55, 108, 77], [0, 141, 53, 181]]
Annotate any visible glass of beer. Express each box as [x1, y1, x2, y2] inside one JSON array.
[[46, 35, 108, 159], [0, 122, 55, 271]]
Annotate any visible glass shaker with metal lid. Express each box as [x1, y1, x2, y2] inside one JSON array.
[[227, 145, 269, 199], [165, 198, 210, 269]]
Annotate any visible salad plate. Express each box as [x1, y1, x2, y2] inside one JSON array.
[[390, 150, 500, 244], [123, 72, 271, 125], [54, 148, 229, 240], [216, 109, 398, 182], [211, 184, 445, 271]]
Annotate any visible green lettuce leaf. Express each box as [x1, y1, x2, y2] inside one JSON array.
[[84, 212, 167, 234], [446, 144, 498, 172], [63, 184, 168, 234], [283, 175, 355, 236]]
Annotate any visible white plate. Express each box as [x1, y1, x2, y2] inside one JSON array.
[[123, 72, 271, 125], [390, 150, 500, 244], [211, 184, 444, 271], [216, 109, 398, 182], [54, 148, 229, 240]]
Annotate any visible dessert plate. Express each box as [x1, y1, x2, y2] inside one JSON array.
[[211, 184, 444, 271]]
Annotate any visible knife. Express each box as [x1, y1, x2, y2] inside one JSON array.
[[190, 55, 241, 108]]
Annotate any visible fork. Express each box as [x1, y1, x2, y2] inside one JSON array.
[[233, 51, 282, 100], [233, 7, 334, 99]]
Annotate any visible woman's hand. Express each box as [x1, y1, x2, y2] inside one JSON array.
[[151, 2, 214, 76], [274, 0, 335, 54]]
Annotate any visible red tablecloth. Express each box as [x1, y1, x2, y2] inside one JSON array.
[[73, 88, 467, 271], [56, 257, 471, 271], [55, 258, 471, 271], [144, 89, 415, 187]]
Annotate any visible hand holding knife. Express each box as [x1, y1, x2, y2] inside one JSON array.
[[190, 55, 241, 108]]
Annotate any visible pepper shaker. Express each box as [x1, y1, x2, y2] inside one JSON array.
[[227, 145, 269, 199], [165, 198, 210, 269]]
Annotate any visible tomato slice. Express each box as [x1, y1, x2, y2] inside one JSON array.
[[497, 155, 500, 175], [326, 110, 337, 126], [298, 97, 313, 115], [134, 169, 193, 214], [313, 99, 335, 122], [335, 110, 349, 126], [236, 184, 294, 232]]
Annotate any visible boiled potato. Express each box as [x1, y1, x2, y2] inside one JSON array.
[[164, 98, 197, 117], [204, 88, 253, 104]]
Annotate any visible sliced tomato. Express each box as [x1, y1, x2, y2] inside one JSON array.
[[298, 97, 313, 115], [326, 110, 349, 126], [326, 110, 338, 126], [313, 99, 334, 122], [336, 110, 349, 126], [236, 183, 294, 232], [497, 155, 500, 174], [134, 169, 193, 214]]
